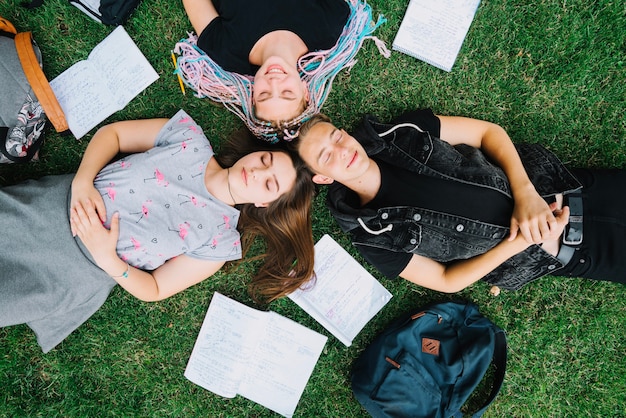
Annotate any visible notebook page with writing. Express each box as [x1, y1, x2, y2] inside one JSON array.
[[238, 312, 327, 418], [289, 235, 392, 346], [50, 26, 158, 138], [185, 292, 327, 418], [392, 0, 481, 72], [184, 292, 268, 398]]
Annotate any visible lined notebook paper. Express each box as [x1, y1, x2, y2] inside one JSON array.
[[392, 0, 481, 72]]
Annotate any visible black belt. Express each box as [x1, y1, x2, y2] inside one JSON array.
[[555, 190, 583, 265]]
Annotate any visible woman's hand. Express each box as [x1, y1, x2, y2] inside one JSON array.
[[509, 187, 560, 244], [70, 179, 107, 236], [70, 203, 119, 270]]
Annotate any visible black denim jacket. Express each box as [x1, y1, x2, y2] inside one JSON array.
[[327, 115, 582, 290]]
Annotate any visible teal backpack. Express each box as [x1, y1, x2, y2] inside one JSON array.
[[351, 301, 507, 418]]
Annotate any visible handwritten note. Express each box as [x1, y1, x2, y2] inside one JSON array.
[[50, 26, 159, 139], [185, 292, 327, 418], [289, 235, 392, 346], [392, 0, 481, 72]]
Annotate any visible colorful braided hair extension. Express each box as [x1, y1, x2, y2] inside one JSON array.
[[173, 0, 390, 143]]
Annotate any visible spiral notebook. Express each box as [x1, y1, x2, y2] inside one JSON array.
[[392, 0, 481, 72]]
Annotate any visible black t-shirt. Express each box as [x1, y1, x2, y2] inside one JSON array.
[[197, 0, 350, 75], [354, 111, 514, 278]]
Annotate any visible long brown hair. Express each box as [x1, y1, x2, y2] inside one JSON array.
[[215, 128, 316, 303]]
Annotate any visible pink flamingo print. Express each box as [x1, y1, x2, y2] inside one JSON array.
[[169, 222, 191, 240], [217, 214, 232, 230], [121, 237, 142, 252], [102, 183, 116, 201], [191, 164, 205, 178], [130, 237, 141, 250], [227, 240, 242, 256], [178, 194, 206, 207], [172, 141, 188, 155], [144, 168, 169, 187], [130, 200, 152, 223]]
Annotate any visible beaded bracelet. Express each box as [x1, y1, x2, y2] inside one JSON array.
[[111, 263, 130, 279]]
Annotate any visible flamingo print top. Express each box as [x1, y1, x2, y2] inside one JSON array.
[[93, 110, 241, 270]]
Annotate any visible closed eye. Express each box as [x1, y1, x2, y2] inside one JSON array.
[[261, 152, 272, 167], [266, 178, 278, 192], [257, 92, 271, 102], [280, 90, 296, 100], [316, 128, 340, 166]]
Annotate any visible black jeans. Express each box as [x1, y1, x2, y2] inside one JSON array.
[[559, 168, 626, 284]]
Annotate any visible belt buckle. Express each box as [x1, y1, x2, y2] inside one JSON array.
[[562, 192, 583, 246], [562, 218, 583, 245]]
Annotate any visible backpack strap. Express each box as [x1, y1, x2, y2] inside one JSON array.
[[470, 329, 507, 418], [0, 16, 18, 34], [14, 32, 69, 133]]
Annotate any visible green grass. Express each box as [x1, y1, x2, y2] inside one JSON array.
[[1, 0, 625, 416]]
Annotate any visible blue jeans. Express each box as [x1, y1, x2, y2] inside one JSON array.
[[559, 168, 626, 284]]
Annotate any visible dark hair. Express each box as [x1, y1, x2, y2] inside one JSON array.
[[215, 128, 316, 303]]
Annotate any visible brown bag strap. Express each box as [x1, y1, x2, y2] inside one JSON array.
[[0, 17, 17, 34], [14, 31, 69, 133]]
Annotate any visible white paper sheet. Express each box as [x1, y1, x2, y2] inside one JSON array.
[[392, 0, 481, 72], [50, 26, 158, 138], [289, 235, 392, 346], [185, 292, 327, 417]]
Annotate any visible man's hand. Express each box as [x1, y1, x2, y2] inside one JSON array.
[[509, 188, 560, 244]]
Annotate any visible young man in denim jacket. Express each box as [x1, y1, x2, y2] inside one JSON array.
[[291, 110, 626, 292]]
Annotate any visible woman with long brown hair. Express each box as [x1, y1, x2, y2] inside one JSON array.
[[0, 110, 315, 352], [215, 126, 316, 302]]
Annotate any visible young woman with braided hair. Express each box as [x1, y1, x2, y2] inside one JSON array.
[[176, 0, 389, 141]]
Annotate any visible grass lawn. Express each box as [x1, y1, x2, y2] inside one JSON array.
[[1, 0, 625, 416]]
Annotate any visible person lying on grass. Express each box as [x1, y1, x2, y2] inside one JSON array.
[[289, 110, 625, 293], [0, 110, 315, 353], [176, 0, 388, 141]]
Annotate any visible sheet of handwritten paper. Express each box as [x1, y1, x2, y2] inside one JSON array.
[[185, 292, 327, 418], [184, 292, 267, 398], [239, 312, 327, 417], [392, 0, 481, 72], [50, 26, 158, 139], [289, 235, 392, 346]]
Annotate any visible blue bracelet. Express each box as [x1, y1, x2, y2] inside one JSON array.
[[111, 263, 130, 279]]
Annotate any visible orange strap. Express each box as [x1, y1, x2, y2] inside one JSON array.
[[14, 32, 69, 133], [0, 16, 18, 34]]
